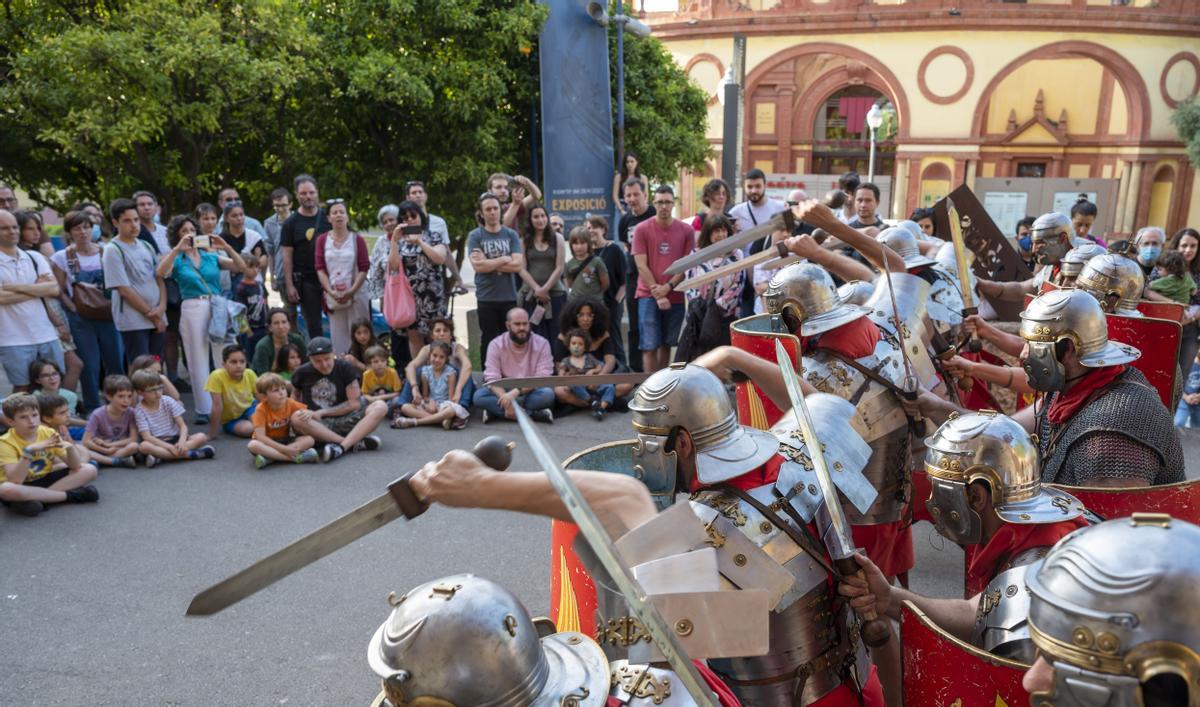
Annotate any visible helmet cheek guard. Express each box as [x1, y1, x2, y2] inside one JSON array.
[[926, 476, 982, 545], [1023, 340, 1067, 392], [632, 434, 679, 498]]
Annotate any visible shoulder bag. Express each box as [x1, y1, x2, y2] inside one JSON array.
[[66, 246, 113, 321]]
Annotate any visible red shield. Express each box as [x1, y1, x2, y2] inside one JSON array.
[[901, 601, 1028, 707], [1022, 294, 1180, 408], [1050, 478, 1200, 524], [729, 314, 801, 429], [1137, 300, 1185, 322]]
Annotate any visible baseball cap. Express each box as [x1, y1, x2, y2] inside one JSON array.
[[308, 337, 334, 355]]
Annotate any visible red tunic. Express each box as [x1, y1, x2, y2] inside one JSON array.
[[962, 517, 1090, 596]]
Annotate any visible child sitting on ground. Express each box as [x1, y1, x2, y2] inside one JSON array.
[[205, 344, 258, 439], [556, 328, 615, 421], [273, 343, 304, 382], [38, 393, 93, 464], [82, 375, 141, 468], [129, 354, 182, 402], [403, 318, 473, 411], [361, 345, 402, 411], [1149, 250, 1197, 304], [247, 372, 318, 469], [29, 358, 87, 436], [343, 319, 381, 372], [132, 370, 214, 467], [234, 258, 269, 354], [0, 394, 99, 517], [393, 342, 468, 430]]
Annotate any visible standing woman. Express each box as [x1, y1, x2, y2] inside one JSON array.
[[690, 178, 731, 231], [218, 200, 268, 292], [15, 209, 54, 258], [315, 199, 370, 354], [156, 215, 246, 424], [366, 204, 405, 363], [385, 200, 447, 359], [1169, 227, 1200, 377], [1070, 195, 1105, 247], [612, 152, 648, 216], [194, 203, 220, 239], [18, 210, 83, 393], [517, 204, 566, 341], [50, 211, 124, 413]]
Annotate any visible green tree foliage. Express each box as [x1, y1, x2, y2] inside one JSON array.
[[610, 14, 712, 183], [1173, 97, 1200, 168]]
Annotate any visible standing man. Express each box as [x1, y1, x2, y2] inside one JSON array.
[[487, 173, 541, 230], [616, 178, 655, 371], [847, 182, 884, 233], [132, 191, 169, 255], [729, 169, 787, 317], [262, 187, 293, 326], [467, 193, 524, 353], [473, 308, 554, 424], [406, 180, 466, 296], [280, 174, 332, 340], [102, 198, 166, 365], [0, 209, 63, 392], [631, 185, 695, 373], [0, 183, 18, 212], [217, 186, 266, 238]]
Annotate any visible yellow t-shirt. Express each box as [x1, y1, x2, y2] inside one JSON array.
[[205, 368, 259, 423], [0, 425, 67, 483], [362, 366, 402, 396]]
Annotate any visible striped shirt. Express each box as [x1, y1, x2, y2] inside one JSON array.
[[134, 396, 185, 440]]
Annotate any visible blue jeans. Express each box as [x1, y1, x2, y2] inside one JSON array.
[[67, 310, 125, 412], [121, 328, 165, 368], [1175, 401, 1200, 428], [398, 374, 475, 409], [569, 383, 615, 407], [473, 386, 555, 417]]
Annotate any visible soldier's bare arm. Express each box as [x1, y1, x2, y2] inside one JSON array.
[[692, 345, 818, 411], [411, 449, 657, 539], [839, 553, 981, 642], [792, 200, 906, 273]]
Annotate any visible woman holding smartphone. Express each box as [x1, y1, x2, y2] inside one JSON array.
[[386, 200, 447, 358], [516, 203, 566, 341], [156, 215, 247, 424]]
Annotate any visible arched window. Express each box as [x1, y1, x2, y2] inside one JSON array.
[[811, 86, 896, 177]]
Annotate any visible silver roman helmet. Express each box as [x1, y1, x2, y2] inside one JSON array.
[[763, 262, 870, 337], [630, 363, 778, 491], [1058, 243, 1108, 283], [1030, 212, 1073, 265], [1026, 515, 1200, 707], [924, 410, 1085, 545], [877, 226, 937, 269], [1075, 252, 1145, 316], [1019, 289, 1140, 391], [368, 574, 609, 706], [837, 279, 876, 306]]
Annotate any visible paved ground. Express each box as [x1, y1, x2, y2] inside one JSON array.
[[3, 390, 1198, 705]]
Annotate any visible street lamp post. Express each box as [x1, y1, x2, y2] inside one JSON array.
[[588, 3, 651, 171], [866, 103, 883, 183]]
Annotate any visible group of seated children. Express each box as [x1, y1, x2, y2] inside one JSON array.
[[82, 374, 216, 468], [387, 318, 472, 431]]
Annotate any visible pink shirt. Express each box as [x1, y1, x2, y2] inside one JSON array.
[[483, 333, 554, 384], [631, 218, 695, 304]]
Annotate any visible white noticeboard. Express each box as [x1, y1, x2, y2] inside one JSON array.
[[1052, 191, 1097, 219], [763, 174, 893, 219], [983, 192, 1029, 238]]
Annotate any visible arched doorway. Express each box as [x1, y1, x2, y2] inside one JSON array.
[[810, 86, 896, 180]]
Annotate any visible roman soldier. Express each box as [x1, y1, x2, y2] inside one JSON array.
[[409, 363, 888, 707], [876, 225, 966, 347], [976, 212, 1073, 300], [1022, 515, 1200, 707], [1053, 243, 1107, 288], [1074, 252, 1145, 316]]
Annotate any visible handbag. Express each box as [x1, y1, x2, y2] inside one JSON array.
[[383, 262, 417, 330], [65, 246, 113, 321]]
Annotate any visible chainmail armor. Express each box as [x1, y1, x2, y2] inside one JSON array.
[[1036, 367, 1185, 486]]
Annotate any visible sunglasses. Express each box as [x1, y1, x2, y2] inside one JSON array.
[[326, 198, 346, 206]]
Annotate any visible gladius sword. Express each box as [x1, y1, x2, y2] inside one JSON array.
[[946, 195, 981, 353], [673, 229, 832, 293], [773, 340, 891, 648], [512, 406, 719, 707], [493, 372, 651, 390], [664, 208, 796, 277], [186, 437, 514, 616]]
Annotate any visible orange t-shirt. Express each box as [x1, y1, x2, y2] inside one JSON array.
[[251, 398, 306, 441]]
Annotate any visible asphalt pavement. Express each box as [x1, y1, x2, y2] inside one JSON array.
[[3, 400, 1198, 705]]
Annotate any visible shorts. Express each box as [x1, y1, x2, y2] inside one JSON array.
[[222, 400, 258, 434], [636, 298, 685, 351], [155, 435, 180, 445], [318, 401, 367, 437], [0, 340, 65, 386], [266, 434, 297, 446], [0, 468, 69, 507]]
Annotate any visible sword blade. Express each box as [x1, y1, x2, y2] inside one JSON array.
[[946, 196, 977, 311], [773, 340, 855, 560], [492, 372, 651, 390], [664, 209, 793, 276], [674, 241, 788, 292], [512, 408, 719, 707], [187, 494, 402, 615]]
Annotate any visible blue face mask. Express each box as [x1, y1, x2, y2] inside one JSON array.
[[1137, 245, 1161, 266], [1019, 236, 1032, 252], [91, 224, 102, 241]]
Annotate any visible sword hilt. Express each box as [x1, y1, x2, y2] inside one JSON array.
[[834, 556, 891, 648], [961, 306, 982, 353], [388, 436, 515, 519]]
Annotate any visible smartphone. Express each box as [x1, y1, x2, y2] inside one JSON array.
[[193, 235, 211, 250], [530, 304, 546, 325], [401, 225, 423, 236]]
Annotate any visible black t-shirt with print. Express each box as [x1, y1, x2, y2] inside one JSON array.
[[280, 209, 332, 274], [292, 358, 359, 411]]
